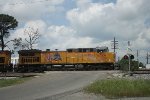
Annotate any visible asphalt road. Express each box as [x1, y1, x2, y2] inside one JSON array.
[[0, 71, 110, 100]]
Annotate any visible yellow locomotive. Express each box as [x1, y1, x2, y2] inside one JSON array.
[[0, 50, 13, 72], [41, 47, 115, 70], [16, 50, 44, 72], [17, 47, 115, 72]]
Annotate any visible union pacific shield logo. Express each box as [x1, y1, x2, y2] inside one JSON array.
[[53, 52, 62, 61]]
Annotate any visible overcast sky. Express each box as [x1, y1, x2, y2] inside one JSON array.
[[1, 0, 150, 63]]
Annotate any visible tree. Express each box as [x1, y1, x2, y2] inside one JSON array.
[[118, 57, 144, 71], [24, 27, 40, 50], [12, 37, 29, 50], [0, 14, 18, 51], [12, 27, 41, 50]]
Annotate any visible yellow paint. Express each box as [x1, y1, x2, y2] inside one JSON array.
[[0, 51, 11, 65], [41, 51, 115, 64]]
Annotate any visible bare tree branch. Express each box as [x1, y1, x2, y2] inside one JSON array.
[[23, 27, 41, 49]]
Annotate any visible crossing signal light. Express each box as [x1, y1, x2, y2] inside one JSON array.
[[124, 55, 128, 59], [130, 55, 134, 59], [123, 55, 134, 59]]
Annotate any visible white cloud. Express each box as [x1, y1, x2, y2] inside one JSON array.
[[10, 20, 47, 38], [24, 20, 47, 33], [0, 0, 64, 22], [67, 0, 150, 50], [7, 20, 47, 49], [39, 25, 98, 50], [132, 29, 150, 50], [75, 0, 92, 10], [1, 0, 150, 63]]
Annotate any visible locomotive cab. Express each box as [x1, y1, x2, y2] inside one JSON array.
[[17, 49, 44, 72], [0, 50, 13, 72], [96, 46, 109, 53]]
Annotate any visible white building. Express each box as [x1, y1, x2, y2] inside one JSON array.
[[11, 57, 19, 65]]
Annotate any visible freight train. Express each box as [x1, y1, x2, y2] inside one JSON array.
[[0, 47, 115, 72]]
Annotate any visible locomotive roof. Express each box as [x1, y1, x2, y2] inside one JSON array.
[[67, 47, 108, 50], [67, 46, 108, 50], [0, 50, 11, 53], [18, 49, 42, 53], [96, 46, 108, 50]]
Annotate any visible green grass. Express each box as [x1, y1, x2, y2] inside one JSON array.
[[0, 77, 32, 88], [84, 79, 150, 98]]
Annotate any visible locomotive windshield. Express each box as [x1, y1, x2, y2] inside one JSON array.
[[0, 57, 5, 63], [96, 46, 109, 52], [20, 53, 35, 56]]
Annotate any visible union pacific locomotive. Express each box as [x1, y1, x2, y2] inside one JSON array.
[[0, 50, 13, 72], [0, 47, 115, 72], [16, 46, 115, 72]]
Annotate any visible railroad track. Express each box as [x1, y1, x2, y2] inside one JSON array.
[[132, 69, 150, 74], [0, 72, 42, 77]]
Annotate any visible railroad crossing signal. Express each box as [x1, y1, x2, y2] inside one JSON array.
[[130, 55, 134, 59], [124, 55, 134, 60], [124, 55, 128, 59]]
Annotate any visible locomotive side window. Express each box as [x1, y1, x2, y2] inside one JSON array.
[[36, 57, 40, 62], [90, 48, 94, 52], [83, 49, 86, 52], [28, 58, 32, 63], [21, 58, 23, 63], [78, 48, 82, 52], [21, 57, 40, 63], [67, 49, 72, 52], [25, 58, 27, 62], [20, 53, 35, 56], [67, 49, 78, 52], [0, 57, 5, 63]]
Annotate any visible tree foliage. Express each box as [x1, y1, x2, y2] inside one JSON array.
[[12, 37, 29, 50], [0, 14, 18, 51], [118, 57, 144, 71]]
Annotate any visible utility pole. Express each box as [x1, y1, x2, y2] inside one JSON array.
[[137, 50, 139, 67], [146, 52, 149, 64], [111, 37, 118, 53], [111, 37, 118, 69]]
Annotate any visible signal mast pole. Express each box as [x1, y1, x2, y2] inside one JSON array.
[[128, 41, 131, 72]]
